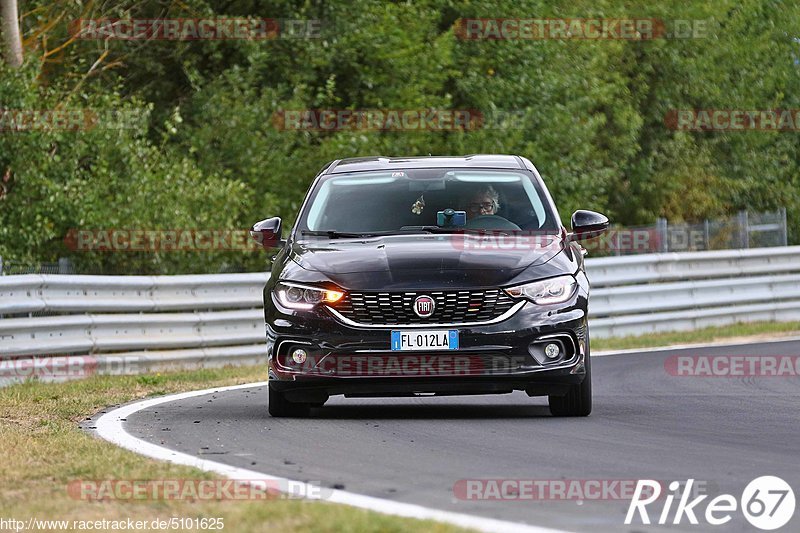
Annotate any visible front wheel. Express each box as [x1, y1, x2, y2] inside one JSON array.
[[268, 383, 311, 417], [548, 338, 592, 417]]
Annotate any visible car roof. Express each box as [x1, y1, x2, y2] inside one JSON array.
[[327, 154, 528, 174]]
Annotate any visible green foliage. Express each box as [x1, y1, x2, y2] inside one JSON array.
[[1, 0, 798, 273]]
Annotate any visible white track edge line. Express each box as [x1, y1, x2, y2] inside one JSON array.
[[93, 381, 570, 533]]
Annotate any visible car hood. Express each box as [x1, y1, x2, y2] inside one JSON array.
[[285, 233, 571, 290]]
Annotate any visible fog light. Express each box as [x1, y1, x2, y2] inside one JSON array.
[[544, 343, 561, 359], [291, 348, 308, 364]]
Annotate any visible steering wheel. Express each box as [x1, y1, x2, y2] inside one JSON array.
[[464, 214, 521, 231]]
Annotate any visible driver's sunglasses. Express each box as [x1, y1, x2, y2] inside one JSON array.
[[467, 201, 496, 212]]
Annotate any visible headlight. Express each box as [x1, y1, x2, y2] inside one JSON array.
[[274, 282, 344, 310], [504, 275, 576, 305]]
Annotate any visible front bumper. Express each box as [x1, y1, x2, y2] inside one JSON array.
[[265, 286, 589, 400]]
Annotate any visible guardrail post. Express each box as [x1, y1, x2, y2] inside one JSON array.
[[58, 257, 73, 274], [656, 218, 669, 252], [738, 210, 750, 249], [780, 207, 788, 246]]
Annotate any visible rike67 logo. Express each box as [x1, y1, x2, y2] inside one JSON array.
[[626, 477, 795, 530]]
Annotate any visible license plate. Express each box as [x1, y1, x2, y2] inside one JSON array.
[[391, 330, 459, 351]]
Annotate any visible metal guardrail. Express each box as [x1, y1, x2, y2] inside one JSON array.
[[1, 246, 800, 382], [586, 246, 800, 287], [586, 247, 800, 337], [0, 273, 268, 382], [0, 273, 266, 315]]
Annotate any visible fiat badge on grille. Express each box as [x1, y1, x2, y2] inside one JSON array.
[[413, 295, 435, 318]]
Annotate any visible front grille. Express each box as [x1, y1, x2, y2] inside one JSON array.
[[332, 289, 517, 325]]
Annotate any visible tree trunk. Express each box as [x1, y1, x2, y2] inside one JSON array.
[[1, 0, 23, 67]]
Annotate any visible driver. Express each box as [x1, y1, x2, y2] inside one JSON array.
[[464, 185, 500, 219], [459, 185, 522, 231]]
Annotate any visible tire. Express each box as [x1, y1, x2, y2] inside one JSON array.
[[548, 333, 592, 417], [268, 383, 311, 417]]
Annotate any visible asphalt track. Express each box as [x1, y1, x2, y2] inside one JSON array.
[[120, 339, 800, 532]]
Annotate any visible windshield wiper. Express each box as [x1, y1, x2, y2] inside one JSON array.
[[300, 227, 502, 238], [300, 229, 426, 238], [399, 225, 504, 235], [400, 225, 462, 233], [300, 230, 385, 238]]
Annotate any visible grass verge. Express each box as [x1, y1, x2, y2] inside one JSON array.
[[0, 366, 468, 532], [592, 321, 800, 351]]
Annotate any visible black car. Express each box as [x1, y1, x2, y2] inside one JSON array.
[[251, 155, 608, 417]]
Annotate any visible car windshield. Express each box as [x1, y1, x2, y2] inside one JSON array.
[[297, 169, 559, 236]]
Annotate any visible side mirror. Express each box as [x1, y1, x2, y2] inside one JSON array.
[[570, 210, 609, 241], [250, 217, 283, 249]]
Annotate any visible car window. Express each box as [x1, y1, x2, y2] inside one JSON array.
[[299, 169, 558, 234]]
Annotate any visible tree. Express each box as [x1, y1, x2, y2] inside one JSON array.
[[1, 0, 22, 67]]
